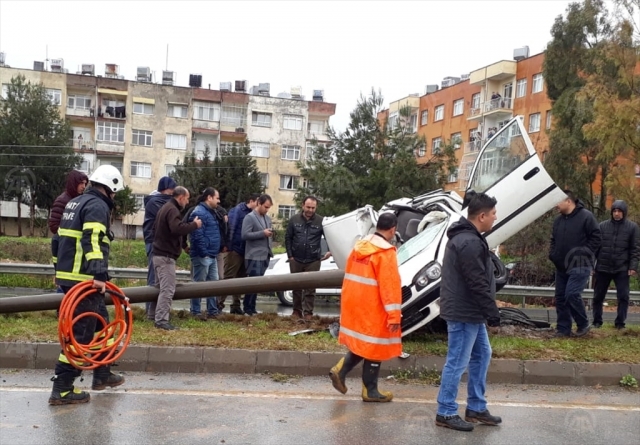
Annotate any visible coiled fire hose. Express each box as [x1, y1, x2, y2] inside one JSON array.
[[58, 281, 133, 370]]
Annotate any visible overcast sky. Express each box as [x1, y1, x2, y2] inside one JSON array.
[[0, 0, 578, 131]]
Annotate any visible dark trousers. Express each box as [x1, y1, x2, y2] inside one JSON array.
[[243, 259, 269, 314], [592, 271, 630, 327], [54, 286, 109, 377], [289, 259, 321, 315], [219, 251, 246, 311], [554, 269, 590, 335], [145, 243, 155, 319]]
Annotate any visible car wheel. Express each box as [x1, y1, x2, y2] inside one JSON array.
[[277, 290, 294, 306], [491, 252, 509, 292]]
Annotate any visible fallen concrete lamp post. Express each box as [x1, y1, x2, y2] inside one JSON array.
[[0, 270, 346, 314]]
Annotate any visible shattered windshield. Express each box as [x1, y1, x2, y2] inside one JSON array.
[[397, 220, 448, 265]]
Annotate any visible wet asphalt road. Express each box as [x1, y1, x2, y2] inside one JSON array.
[[1, 369, 639, 445]]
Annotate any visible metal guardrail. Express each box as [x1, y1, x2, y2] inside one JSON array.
[[0, 263, 638, 302]]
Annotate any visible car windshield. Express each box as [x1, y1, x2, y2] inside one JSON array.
[[397, 220, 448, 265]]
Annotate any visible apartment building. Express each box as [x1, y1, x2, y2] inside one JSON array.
[[0, 59, 335, 237], [381, 47, 553, 194]]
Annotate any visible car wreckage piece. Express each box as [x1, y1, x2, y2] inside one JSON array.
[[322, 115, 566, 336]]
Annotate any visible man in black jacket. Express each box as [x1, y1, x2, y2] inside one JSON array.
[[549, 190, 601, 338], [435, 191, 502, 432], [285, 196, 330, 321], [592, 200, 639, 329]]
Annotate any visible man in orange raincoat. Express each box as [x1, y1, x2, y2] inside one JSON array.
[[329, 212, 402, 402]]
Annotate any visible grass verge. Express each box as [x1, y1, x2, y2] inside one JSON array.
[[1, 308, 639, 364]]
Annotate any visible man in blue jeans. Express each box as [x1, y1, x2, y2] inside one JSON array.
[[436, 191, 502, 432], [549, 190, 601, 338], [187, 187, 223, 319]]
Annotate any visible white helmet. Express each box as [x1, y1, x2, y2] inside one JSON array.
[[89, 165, 125, 193]]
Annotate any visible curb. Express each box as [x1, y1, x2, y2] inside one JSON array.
[[0, 342, 637, 387]]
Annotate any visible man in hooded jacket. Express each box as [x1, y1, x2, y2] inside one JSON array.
[[592, 200, 640, 329], [549, 190, 601, 338], [328, 212, 401, 403]]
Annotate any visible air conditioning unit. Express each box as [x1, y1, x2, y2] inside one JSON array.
[[441, 76, 461, 88], [189, 74, 202, 88], [235, 80, 247, 93], [460, 74, 470, 81], [0, 52, 5, 66], [290, 86, 302, 98], [258, 83, 270, 96], [162, 70, 175, 85], [105, 64, 119, 78], [50, 58, 64, 72], [235, 127, 245, 133], [220, 82, 232, 92], [33, 61, 45, 71], [425, 84, 439, 94], [250, 86, 260, 95], [136, 67, 152, 82], [81, 64, 95, 75], [277, 91, 292, 99], [312, 89, 324, 101], [513, 45, 530, 61]]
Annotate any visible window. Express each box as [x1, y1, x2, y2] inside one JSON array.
[[132, 129, 153, 146], [308, 120, 325, 136], [46, 88, 61, 105], [516, 79, 527, 98], [453, 99, 464, 116], [133, 194, 146, 210], [432, 137, 442, 154], [165, 133, 187, 149], [193, 101, 220, 121], [471, 93, 480, 110], [97, 122, 125, 143], [448, 168, 459, 183], [165, 165, 175, 176], [133, 102, 154, 115], [67, 95, 91, 110], [417, 144, 426, 157], [420, 110, 428, 125], [279, 175, 299, 190], [283, 114, 303, 131], [281, 145, 301, 161], [167, 103, 188, 118], [529, 113, 541, 133], [451, 132, 462, 149], [221, 104, 247, 127], [79, 160, 89, 172], [130, 161, 151, 178], [251, 111, 272, 127], [1, 84, 9, 99], [546, 111, 552, 129], [109, 162, 123, 173], [387, 112, 398, 129], [278, 205, 296, 220], [250, 141, 270, 158], [434, 105, 444, 121], [409, 114, 417, 133], [260, 173, 269, 188], [503, 82, 513, 99], [532, 74, 544, 94]]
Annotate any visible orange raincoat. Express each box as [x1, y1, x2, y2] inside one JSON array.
[[338, 234, 402, 361]]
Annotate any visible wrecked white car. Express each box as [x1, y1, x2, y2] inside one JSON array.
[[322, 115, 565, 336]]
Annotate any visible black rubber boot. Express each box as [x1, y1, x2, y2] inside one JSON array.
[[48, 374, 90, 406], [361, 360, 393, 402], [329, 351, 363, 394], [92, 365, 125, 391]]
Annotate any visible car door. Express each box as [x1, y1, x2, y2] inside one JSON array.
[[465, 115, 565, 248]]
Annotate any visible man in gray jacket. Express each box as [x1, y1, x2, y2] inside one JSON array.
[[241, 194, 274, 315]]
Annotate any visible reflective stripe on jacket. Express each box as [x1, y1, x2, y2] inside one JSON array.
[[53, 188, 113, 287], [338, 234, 402, 361]]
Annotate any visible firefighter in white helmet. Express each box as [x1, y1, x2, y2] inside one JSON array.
[[49, 164, 126, 405]]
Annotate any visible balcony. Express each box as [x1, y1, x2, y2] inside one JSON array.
[[193, 119, 220, 133], [98, 105, 126, 120], [69, 138, 93, 151], [468, 97, 513, 120], [66, 106, 95, 118], [95, 141, 125, 155], [469, 61, 517, 85], [463, 139, 485, 154]]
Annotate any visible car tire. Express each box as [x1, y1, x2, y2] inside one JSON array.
[[491, 252, 509, 292], [277, 290, 294, 306]]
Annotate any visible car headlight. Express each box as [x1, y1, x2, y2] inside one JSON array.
[[412, 261, 442, 291]]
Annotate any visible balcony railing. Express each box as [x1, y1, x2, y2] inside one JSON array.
[[95, 140, 125, 154], [464, 139, 484, 153], [66, 106, 95, 118], [469, 97, 513, 118], [98, 106, 126, 119], [69, 138, 93, 150]]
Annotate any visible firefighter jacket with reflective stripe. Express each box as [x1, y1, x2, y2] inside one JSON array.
[[338, 234, 402, 361], [53, 188, 114, 287]]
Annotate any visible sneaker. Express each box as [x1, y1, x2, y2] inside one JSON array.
[[291, 310, 303, 320], [230, 308, 244, 315], [553, 331, 570, 338], [574, 325, 591, 337], [591, 323, 602, 329], [465, 408, 502, 425], [155, 321, 178, 331], [435, 414, 474, 432]]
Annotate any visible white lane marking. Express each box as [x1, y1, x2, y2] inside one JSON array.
[[2, 386, 638, 412]]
